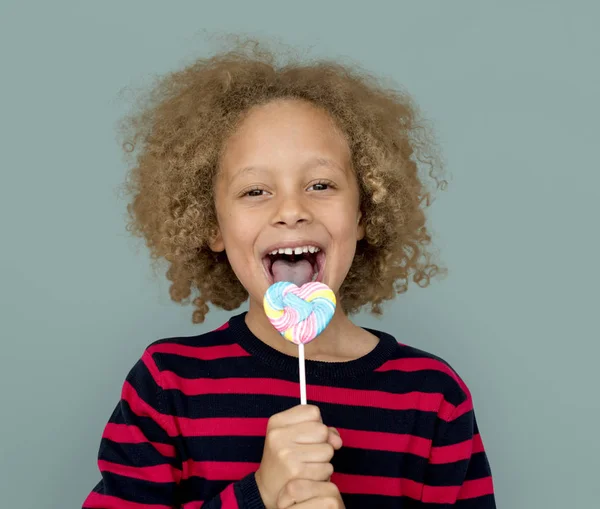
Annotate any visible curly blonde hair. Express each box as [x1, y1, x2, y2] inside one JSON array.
[[118, 39, 447, 324]]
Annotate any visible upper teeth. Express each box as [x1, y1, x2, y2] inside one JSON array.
[[269, 245, 321, 255]]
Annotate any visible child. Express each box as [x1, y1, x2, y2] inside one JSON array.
[[83, 41, 496, 508]]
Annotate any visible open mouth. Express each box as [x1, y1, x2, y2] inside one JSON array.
[[262, 245, 326, 286]]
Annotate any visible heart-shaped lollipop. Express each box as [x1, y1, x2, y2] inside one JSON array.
[[264, 281, 336, 405], [264, 281, 336, 344]]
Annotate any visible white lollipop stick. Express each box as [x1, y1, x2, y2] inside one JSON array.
[[299, 343, 307, 405]]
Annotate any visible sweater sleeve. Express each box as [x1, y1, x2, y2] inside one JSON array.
[[82, 351, 266, 509], [420, 382, 496, 508]]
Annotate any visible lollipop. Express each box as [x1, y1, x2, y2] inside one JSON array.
[[264, 281, 336, 404]]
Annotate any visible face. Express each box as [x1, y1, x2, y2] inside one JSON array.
[[211, 99, 364, 312]]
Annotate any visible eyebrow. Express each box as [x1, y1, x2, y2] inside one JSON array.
[[308, 157, 346, 174], [230, 156, 346, 183]]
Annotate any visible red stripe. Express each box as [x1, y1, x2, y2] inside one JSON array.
[[427, 434, 486, 466], [376, 358, 469, 394], [121, 380, 178, 437], [377, 357, 474, 418], [181, 503, 203, 509], [83, 492, 171, 509], [220, 483, 240, 508], [430, 437, 473, 464], [449, 396, 473, 420], [428, 433, 487, 465], [215, 322, 229, 331], [141, 351, 166, 383], [421, 483, 462, 504], [332, 473, 422, 498], [334, 473, 492, 502], [98, 459, 181, 483], [151, 372, 454, 417], [422, 477, 494, 503], [102, 423, 176, 457], [177, 417, 269, 437], [458, 476, 495, 500], [147, 343, 250, 360], [182, 460, 259, 481], [173, 419, 437, 463], [473, 433, 485, 454], [337, 428, 432, 458]]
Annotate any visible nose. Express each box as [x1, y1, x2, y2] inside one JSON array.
[[272, 193, 313, 228]]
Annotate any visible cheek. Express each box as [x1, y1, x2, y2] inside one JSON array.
[[221, 213, 258, 251], [336, 209, 362, 237]]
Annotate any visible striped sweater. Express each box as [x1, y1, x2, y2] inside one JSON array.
[[83, 312, 496, 508]]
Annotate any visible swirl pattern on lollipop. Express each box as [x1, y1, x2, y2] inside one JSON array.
[[263, 281, 336, 345]]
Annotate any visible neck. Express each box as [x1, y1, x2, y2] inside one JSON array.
[[244, 296, 378, 362]]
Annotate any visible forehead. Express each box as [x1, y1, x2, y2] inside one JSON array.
[[219, 99, 351, 178]]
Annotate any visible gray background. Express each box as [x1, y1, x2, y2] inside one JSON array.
[[1, 1, 598, 508]]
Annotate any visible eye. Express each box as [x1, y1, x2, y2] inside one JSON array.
[[242, 187, 266, 197], [309, 180, 334, 191]]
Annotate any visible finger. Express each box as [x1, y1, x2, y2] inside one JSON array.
[[277, 480, 340, 509], [292, 443, 335, 463], [327, 427, 343, 450], [269, 404, 322, 430], [289, 421, 330, 444], [289, 497, 343, 509], [297, 461, 334, 482], [263, 422, 328, 458]]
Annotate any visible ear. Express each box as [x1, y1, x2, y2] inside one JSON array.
[[356, 210, 365, 241], [208, 228, 225, 252]]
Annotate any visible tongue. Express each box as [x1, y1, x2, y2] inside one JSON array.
[[272, 259, 315, 286]]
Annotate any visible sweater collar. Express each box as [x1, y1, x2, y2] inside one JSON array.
[[227, 312, 398, 381]]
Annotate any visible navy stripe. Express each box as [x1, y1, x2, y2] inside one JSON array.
[[333, 447, 429, 480], [465, 453, 493, 481], [110, 401, 172, 443], [433, 411, 474, 446], [95, 471, 177, 506], [154, 352, 467, 406], [179, 478, 231, 505], [342, 494, 496, 509], [455, 494, 497, 509], [99, 439, 179, 467], [180, 436, 264, 463], [343, 494, 419, 509], [166, 391, 439, 437]]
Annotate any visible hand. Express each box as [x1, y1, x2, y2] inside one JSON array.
[[255, 405, 343, 509], [277, 479, 345, 508]]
